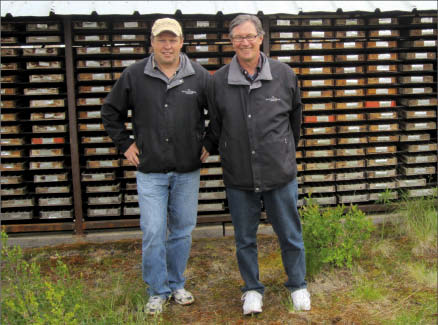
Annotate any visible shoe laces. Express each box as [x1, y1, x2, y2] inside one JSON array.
[[174, 288, 190, 298], [294, 289, 310, 300], [241, 290, 262, 302], [148, 296, 164, 308]]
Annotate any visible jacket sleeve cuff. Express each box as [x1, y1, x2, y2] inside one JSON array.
[[119, 138, 135, 155]]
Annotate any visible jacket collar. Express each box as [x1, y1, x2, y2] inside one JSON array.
[[227, 52, 272, 90], [144, 53, 195, 89]]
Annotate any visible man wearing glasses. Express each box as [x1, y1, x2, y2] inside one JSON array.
[[203, 14, 310, 315], [102, 18, 210, 315]]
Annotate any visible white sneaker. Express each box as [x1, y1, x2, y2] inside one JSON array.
[[291, 288, 311, 311], [145, 295, 167, 315], [241, 290, 263, 315], [172, 288, 195, 305]]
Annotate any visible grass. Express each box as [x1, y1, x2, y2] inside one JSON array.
[[2, 230, 437, 324], [405, 262, 437, 289], [1, 195, 437, 324], [395, 189, 437, 255], [351, 274, 386, 302]]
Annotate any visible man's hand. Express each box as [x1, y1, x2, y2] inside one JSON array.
[[124, 142, 140, 167], [200, 146, 210, 163]]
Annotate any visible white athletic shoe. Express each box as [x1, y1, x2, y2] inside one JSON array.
[[291, 288, 311, 311], [145, 295, 167, 315], [172, 288, 195, 305], [242, 290, 263, 315]]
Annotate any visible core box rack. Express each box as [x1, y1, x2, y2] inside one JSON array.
[[1, 10, 436, 234]]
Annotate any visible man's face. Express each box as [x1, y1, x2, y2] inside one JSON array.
[[151, 31, 183, 66], [230, 21, 263, 63]]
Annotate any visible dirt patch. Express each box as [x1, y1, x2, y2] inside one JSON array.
[[16, 233, 437, 324]]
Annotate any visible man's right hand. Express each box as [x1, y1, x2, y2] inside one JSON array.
[[124, 142, 140, 167], [200, 146, 210, 163]]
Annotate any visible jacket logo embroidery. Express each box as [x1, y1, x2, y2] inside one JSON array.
[[265, 96, 280, 102], [181, 89, 197, 95]]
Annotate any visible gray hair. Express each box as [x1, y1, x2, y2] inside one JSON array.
[[229, 14, 265, 37]]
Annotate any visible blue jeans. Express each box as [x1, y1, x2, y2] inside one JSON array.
[[226, 178, 307, 295], [136, 169, 200, 298]]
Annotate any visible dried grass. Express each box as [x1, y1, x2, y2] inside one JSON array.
[[17, 232, 437, 324]]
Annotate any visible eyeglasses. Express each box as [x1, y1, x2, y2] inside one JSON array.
[[231, 34, 259, 43]]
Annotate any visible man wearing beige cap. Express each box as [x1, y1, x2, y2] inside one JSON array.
[[102, 17, 210, 315]]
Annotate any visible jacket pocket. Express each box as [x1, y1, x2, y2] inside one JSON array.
[[218, 139, 228, 164], [284, 136, 293, 156], [258, 139, 295, 186], [191, 132, 203, 158], [218, 138, 233, 178]]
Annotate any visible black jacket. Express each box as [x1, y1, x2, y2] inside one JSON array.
[[102, 54, 210, 173], [204, 54, 302, 192]]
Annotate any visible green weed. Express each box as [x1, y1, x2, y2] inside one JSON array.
[[1, 232, 86, 325], [300, 197, 375, 277], [1, 231, 164, 325], [375, 189, 398, 239], [395, 189, 437, 255]]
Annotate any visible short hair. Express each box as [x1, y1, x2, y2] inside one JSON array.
[[229, 14, 265, 37]]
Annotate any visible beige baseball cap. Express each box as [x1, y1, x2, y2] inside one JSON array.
[[151, 18, 183, 37]]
